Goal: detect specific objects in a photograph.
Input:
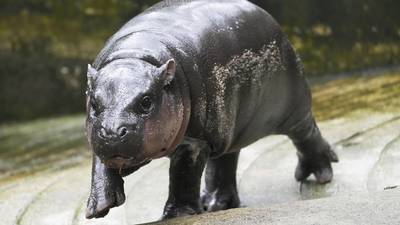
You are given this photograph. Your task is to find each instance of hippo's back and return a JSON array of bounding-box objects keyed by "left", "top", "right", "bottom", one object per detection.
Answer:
[{"left": 94, "top": 0, "right": 280, "bottom": 67}]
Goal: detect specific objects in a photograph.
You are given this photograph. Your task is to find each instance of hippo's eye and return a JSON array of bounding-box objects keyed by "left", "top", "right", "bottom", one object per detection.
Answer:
[
  {"left": 90, "top": 98, "right": 97, "bottom": 110},
  {"left": 89, "top": 98, "right": 102, "bottom": 115},
  {"left": 139, "top": 96, "right": 153, "bottom": 114}
]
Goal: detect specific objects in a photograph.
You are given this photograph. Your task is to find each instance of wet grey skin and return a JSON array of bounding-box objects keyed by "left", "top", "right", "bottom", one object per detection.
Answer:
[{"left": 85, "top": 0, "right": 339, "bottom": 220}]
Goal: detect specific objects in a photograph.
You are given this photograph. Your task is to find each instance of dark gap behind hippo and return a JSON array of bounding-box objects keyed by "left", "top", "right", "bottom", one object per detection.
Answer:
[{"left": 85, "top": 0, "right": 338, "bottom": 220}]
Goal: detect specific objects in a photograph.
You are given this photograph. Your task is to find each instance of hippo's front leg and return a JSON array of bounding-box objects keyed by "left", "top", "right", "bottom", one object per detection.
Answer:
[
  {"left": 86, "top": 154, "right": 125, "bottom": 219},
  {"left": 162, "top": 138, "right": 210, "bottom": 219},
  {"left": 201, "top": 151, "right": 241, "bottom": 212}
]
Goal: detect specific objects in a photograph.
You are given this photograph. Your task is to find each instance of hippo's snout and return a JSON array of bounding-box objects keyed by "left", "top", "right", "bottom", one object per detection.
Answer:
[
  {"left": 91, "top": 118, "right": 145, "bottom": 166},
  {"left": 98, "top": 125, "right": 129, "bottom": 143}
]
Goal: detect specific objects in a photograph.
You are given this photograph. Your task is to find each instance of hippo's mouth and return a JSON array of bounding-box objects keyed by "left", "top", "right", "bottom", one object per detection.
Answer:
[{"left": 104, "top": 156, "right": 151, "bottom": 170}]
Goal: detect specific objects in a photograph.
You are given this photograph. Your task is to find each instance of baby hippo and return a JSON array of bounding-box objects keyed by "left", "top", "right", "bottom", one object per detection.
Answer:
[{"left": 85, "top": 0, "right": 338, "bottom": 220}]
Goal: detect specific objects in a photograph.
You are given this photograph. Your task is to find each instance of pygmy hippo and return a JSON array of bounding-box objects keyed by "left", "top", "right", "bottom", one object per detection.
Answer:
[{"left": 85, "top": 0, "right": 338, "bottom": 220}]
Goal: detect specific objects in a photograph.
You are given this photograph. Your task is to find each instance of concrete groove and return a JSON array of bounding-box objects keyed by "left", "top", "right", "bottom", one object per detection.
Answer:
[
  {"left": 1, "top": 121, "right": 84, "bottom": 158},
  {"left": 367, "top": 133, "right": 400, "bottom": 192},
  {"left": 334, "top": 115, "right": 400, "bottom": 146},
  {"left": 237, "top": 137, "right": 289, "bottom": 182},
  {"left": 122, "top": 161, "right": 170, "bottom": 225},
  {"left": 124, "top": 159, "right": 170, "bottom": 224},
  {"left": 72, "top": 195, "right": 88, "bottom": 225},
  {"left": 14, "top": 165, "right": 91, "bottom": 225},
  {"left": 15, "top": 173, "right": 67, "bottom": 225}
]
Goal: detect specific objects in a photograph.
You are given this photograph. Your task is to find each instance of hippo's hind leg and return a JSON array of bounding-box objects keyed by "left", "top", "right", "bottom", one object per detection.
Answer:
[
  {"left": 201, "top": 151, "right": 240, "bottom": 212},
  {"left": 286, "top": 113, "right": 339, "bottom": 184},
  {"left": 162, "top": 138, "right": 210, "bottom": 219}
]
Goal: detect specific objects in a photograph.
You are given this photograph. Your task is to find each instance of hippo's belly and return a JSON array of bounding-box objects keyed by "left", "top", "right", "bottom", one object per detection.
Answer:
[{"left": 199, "top": 39, "right": 294, "bottom": 155}]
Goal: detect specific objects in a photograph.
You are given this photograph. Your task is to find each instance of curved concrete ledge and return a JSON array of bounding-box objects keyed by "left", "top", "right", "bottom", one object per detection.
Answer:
[{"left": 151, "top": 188, "right": 400, "bottom": 225}]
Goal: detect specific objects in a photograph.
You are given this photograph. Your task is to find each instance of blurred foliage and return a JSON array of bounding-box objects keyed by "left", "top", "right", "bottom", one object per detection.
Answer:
[
  {"left": 0, "top": 0, "right": 399, "bottom": 122},
  {"left": 0, "top": 114, "right": 87, "bottom": 179},
  {"left": 253, "top": 0, "right": 400, "bottom": 75}
]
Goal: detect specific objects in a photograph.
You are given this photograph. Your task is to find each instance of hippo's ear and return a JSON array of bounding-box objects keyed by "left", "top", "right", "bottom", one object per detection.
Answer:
[
  {"left": 159, "top": 59, "right": 176, "bottom": 86},
  {"left": 87, "top": 64, "right": 97, "bottom": 89}
]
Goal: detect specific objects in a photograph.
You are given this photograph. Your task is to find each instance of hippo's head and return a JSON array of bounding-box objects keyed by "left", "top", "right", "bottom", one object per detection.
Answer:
[{"left": 85, "top": 59, "right": 187, "bottom": 170}]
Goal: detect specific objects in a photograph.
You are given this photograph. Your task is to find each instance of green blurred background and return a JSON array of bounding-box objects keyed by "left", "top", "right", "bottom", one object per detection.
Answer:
[{"left": 1, "top": 0, "right": 399, "bottom": 122}]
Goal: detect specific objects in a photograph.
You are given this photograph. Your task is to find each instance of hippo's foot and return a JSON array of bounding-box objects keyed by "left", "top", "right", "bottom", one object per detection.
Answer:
[
  {"left": 162, "top": 201, "right": 203, "bottom": 220},
  {"left": 85, "top": 178, "right": 125, "bottom": 219},
  {"left": 201, "top": 186, "right": 240, "bottom": 212},
  {"left": 295, "top": 148, "right": 339, "bottom": 184}
]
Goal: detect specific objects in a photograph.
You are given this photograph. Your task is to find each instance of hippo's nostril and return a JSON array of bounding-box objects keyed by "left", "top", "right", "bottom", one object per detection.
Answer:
[
  {"left": 99, "top": 127, "right": 107, "bottom": 139},
  {"left": 118, "top": 127, "right": 128, "bottom": 138}
]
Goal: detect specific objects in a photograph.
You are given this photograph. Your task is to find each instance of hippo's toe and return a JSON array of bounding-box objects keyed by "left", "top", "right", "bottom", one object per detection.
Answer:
[
  {"left": 295, "top": 149, "right": 339, "bottom": 184},
  {"left": 201, "top": 186, "right": 240, "bottom": 212},
  {"left": 162, "top": 201, "right": 203, "bottom": 220}
]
